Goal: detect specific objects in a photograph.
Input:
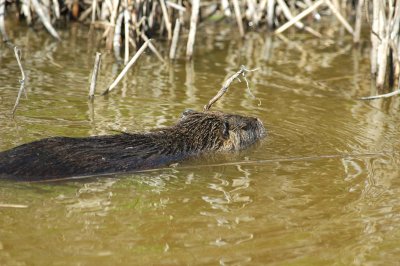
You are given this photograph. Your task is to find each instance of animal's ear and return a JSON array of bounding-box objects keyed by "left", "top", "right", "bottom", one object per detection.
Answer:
[{"left": 221, "top": 121, "right": 230, "bottom": 139}]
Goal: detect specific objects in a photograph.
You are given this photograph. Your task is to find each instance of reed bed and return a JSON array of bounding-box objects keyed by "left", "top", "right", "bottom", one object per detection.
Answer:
[{"left": 0, "top": 1, "right": 399, "bottom": 93}]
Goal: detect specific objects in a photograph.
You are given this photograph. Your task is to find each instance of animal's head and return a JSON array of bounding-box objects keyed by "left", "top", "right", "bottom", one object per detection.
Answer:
[{"left": 178, "top": 109, "right": 266, "bottom": 151}]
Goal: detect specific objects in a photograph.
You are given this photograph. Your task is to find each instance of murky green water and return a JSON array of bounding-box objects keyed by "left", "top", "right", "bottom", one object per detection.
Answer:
[{"left": 1, "top": 23, "right": 400, "bottom": 265}]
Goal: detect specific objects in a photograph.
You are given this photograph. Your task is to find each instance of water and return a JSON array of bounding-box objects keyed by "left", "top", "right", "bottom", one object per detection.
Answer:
[{"left": 1, "top": 23, "right": 400, "bottom": 265}]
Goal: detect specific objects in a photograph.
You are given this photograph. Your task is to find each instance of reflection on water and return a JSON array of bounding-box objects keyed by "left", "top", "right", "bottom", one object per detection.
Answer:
[{"left": 1, "top": 23, "right": 400, "bottom": 265}]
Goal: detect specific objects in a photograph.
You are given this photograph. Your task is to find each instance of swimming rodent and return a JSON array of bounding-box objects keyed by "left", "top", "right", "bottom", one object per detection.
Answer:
[{"left": 0, "top": 110, "right": 266, "bottom": 181}]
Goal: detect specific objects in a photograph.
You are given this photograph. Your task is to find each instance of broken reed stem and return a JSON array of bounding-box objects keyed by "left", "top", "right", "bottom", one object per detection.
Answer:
[
  {"left": 275, "top": 0, "right": 324, "bottom": 35},
  {"left": 159, "top": 0, "right": 172, "bottom": 40},
  {"left": 169, "top": 18, "right": 180, "bottom": 59},
  {"left": 324, "top": 0, "right": 354, "bottom": 35},
  {"left": 186, "top": 0, "right": 200, "bottom": 60},
  {"left": 12, "top": 46, "right": 26, "bottom": 118},
  {"left": 276, "top": 0, "right": 322, "bottom": 38},
  {"left": 232, "top": 0, "right": 244, "bottom": 37},
  {"left": 102, "top": 39, "right": 150, "bottom": 95},
  {"left": 0, "top": 0, "right": 8, "bottom": 41},
  {"left": 30, "top": 0, "right": 61, "bottom": 40},
  {"left": 140, "top": 33, "right": 165, "bottom": 63},
  {"left": 204, "top": 65, "right": 258, "bottom": 111},
  {"left": 89, "top": 52, "right": 102, "bottom": 99}
]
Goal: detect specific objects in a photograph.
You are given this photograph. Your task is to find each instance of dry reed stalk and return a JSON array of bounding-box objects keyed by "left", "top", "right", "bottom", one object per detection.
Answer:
[
  {"left": 31, "top": 0, "right": 60, "bottom": 40},
  {"left": 89, "top": 52, "right": 102, "bottom": 99},
  {"left": 52, "top": 0, "right": 60, "bottom": 19},
  {"left": 169, "top": 18, "right": 180, "bottom": 59},
  {"left": 353, "top": 0, "right": 364, "bottom": 43},
  {"left": 102, "top": 39, "right": 150, "bottom": 95},
  {"left": 0, "top": 0, "right": 8, "bottom": 41},
  {"left": 21, "top": 0, "right": 32, "bottom": 25},
  {"left": 113, "top": 12, "right": 124, "bottom": 60},
  {"left": 221, "top": 0, "right": 231, "bottom": 17},
  {"left": 79, "top": 6, "right": 93, "bottom": 22},
  {"left": 186, "top": 0, "right": 200, "bottom": 60},
  {"left": 92, "top": 0, "right": 97, "bottom": 22},
  {"left": 267, "top": 0, "right": 275, "bottom": 28},
  {"left": 166, "top": 1, "right": 186, "bottom": 12},
  {"left": 123, "top": 0, "right": 130, "bottom": 65},
  {"left": 370, "top": 0, "right": 380, "bottom": 76},
  {"left": 11, "top": 47, "right": 26, "bottom": 118},
  {"left": 324, "top": 0, "right": 354, "bottom": 35},
  {"left": 275, "top": 0, "right": 324, "bottom": 35},
  {"left": 106, "top": 0, "right": 120, "bottom": 50},
  {"left": 254, "top": 0, "right": 267, "bottom": 25},
  {"left": 159, "top": 0, "right": 172, "bottom": 40},
  {"left": 376, "top": 2, "right": 390, "bottom": 89},
  {"left": 232, "top": 0, "right": 245, "bottom": 37},
  {"left": 276, "top": 0, "right": 322, "bottom": 38},
  {"left": 140, "top": 32, "right": 165, "bottom": 63}
]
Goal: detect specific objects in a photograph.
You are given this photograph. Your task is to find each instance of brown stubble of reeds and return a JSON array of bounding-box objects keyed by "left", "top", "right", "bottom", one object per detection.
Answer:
[{"left": 1, "top": 1, "right": 400, "bottom": 97}]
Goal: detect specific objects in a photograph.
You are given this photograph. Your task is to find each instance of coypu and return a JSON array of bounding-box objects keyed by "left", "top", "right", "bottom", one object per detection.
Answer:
[{"left": 0, "top": 110, "right": 266, "bottom": 181}]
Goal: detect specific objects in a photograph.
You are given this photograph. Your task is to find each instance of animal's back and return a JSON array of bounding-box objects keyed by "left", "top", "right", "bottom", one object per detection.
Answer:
[{"left": 0, "top": 134, "right": 180, "bottom": 181}]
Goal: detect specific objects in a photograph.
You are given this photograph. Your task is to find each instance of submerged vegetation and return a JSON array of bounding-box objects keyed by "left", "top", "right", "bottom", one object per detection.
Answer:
[{"left": 0, "top": 1, "right": 399, "bottom": 95}]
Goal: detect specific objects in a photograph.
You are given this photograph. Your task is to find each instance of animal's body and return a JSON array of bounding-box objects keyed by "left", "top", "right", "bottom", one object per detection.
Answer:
[{"left": 0, "top": 110, "right": 266, "bottom": 181}]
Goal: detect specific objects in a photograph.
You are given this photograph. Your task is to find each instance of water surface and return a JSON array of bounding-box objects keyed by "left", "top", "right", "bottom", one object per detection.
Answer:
[{"left": 1, "top": 23, "right": 400, "bottom": 265}]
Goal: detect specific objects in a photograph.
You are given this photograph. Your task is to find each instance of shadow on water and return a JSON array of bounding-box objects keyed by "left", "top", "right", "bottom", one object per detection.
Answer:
[{"left": 1, "top": 22, "right": 400, "bottom": 265}]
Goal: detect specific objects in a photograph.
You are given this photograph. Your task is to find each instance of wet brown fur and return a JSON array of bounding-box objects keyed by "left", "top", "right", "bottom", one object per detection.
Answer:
[{"left": 0, "top": 110, "right": 266, "bottom": 181}]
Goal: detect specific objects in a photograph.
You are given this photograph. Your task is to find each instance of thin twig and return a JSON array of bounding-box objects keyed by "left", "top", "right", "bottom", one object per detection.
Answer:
[
  {"left": 102, "top": 39, "right": 150, "bottom": 95},
  {"left": 204, "top": 65, "right": 259, "bottom": 111},
  {"left": 12, "top": 46, "right": 26, "bottom": 118},
  {"left": 89, "top": 52, "right": 102, "bottom": 99}
]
